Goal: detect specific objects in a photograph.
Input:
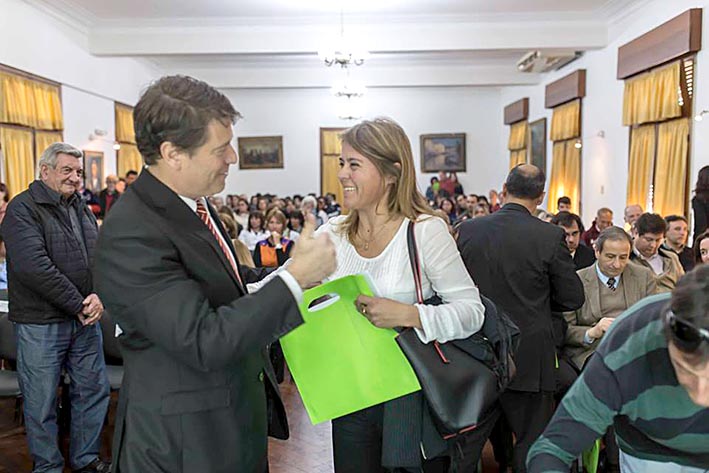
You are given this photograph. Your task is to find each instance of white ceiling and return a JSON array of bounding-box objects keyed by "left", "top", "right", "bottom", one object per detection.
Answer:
[{"left": 27, "top": 0, "right": 647, "bottom": 88}]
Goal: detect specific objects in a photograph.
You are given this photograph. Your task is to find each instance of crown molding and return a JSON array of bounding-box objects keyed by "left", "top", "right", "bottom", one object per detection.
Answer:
[{"left": 22, "top": 0, "right": 97, "bottom": 34}]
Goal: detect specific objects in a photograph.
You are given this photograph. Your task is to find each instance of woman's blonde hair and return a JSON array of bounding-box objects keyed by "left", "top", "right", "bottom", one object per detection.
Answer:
[
  {"left": 265, "top": 208, "right": 287, "bottom": 230},
  {"left": 338, "top": 117, "right": 434, "bottom": 243}
]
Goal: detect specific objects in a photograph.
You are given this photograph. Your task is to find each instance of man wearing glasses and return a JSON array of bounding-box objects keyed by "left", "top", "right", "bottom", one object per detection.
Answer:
[{"left": 528, "top": 265, "right": 709, "bottom": 473}]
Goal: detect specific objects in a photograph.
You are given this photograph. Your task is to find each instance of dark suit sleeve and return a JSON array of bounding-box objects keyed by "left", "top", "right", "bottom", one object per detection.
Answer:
[
  {"left": 693, "top": 197, "right": 708, "bottom": 237},
  {"left": 549, "top": 232, "right": 585, "bottom": 313},
  {"left": 94, "top": 220, "right": 303, "bottom": 372},
  {"left": 2, "top": 201, "right": 85, "bottom": 316}
]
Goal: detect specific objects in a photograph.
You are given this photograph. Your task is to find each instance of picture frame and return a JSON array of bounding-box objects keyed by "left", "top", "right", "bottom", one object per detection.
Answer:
[
  {"left": 420, "top": 133, "right": 466, "bottom": 173},
  {"left": 83, "top": 150, "right": 104, "bottom": 193},
  {"left": 529, "top": 118, "right": 547, "bottom": 173},
  {"left": 238, "top": 136, "right": 284, "bottom": 169}
]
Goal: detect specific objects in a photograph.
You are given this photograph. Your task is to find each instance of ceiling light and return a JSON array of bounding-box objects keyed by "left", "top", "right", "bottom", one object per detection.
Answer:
[{"left": 318, "top": 7, "right": 369, "bottom": 68}]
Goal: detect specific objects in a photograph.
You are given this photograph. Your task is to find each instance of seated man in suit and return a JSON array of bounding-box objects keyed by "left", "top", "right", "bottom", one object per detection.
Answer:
[
  {"left": 630, "top": 213, "right": 684, "bottom": 293},
  {"left": 562, "top": 226, "right": 656, "bottom": 472},
  {"left": 551, "top": 211, "right": 596, "bottom": 271}
]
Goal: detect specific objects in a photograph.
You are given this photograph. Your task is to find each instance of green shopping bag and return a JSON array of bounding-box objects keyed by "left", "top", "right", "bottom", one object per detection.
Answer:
[
  {"left": 581, "top": 438, "right": 601, "bottom": 473},
  {"left": 280, "top": 274, "right": 421, "bottom": 424}
]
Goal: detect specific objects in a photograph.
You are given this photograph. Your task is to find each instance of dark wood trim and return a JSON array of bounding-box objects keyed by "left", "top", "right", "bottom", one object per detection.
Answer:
[
  {"left": 617, "top": 8, "right": 702, "bottom": 79},
  {"left": 504, "top": 98, "right": 529, "bottom": 125},
  {"left": 319, "top": 127, "right": 346, "bottom": 196},
  {"left": 0, "top": 63, "right": 61, "bottom": 88},
  {"left": 545, "top": 70, "right": 586, "bottom": 109}
]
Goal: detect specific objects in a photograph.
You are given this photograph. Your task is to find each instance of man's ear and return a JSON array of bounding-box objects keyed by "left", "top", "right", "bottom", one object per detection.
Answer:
[
  {"left": 537, "top": 191, "right": 546, "bottom": 206},
  {"left": 159, "top": 142, "right": 184, "bottom": 170}
]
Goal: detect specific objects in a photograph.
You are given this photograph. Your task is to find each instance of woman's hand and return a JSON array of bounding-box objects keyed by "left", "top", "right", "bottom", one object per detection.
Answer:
[{"left": 355, "top": 295, "right": 422, "bottom": 329}]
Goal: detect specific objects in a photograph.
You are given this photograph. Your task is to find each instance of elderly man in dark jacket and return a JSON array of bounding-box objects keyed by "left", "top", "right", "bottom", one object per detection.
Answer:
[{"left": 0, "top": 143, "right": 110, "bottom": 473}]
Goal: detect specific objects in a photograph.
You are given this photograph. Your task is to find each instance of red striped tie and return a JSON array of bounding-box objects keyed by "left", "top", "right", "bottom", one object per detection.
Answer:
[{"left": 195, "top": 199, "right": 243, "bottom": 287}]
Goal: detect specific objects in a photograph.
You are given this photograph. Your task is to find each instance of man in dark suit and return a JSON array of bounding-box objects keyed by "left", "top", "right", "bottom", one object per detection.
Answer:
[
  {"left": 97, "top": 174, "right": 120, "bottom": 218},
  {"left": 93, "top": 76, "right": 336, "bottom": 473},
  {"left": 457, "top": 164, "right": 584, "bottom": 473},
  {"left": 551, "top": 211, "right": 596, "bottom": 270}
]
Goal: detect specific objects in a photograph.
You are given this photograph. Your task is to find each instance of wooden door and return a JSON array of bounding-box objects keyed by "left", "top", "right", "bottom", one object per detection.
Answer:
[{"left": 320, "top": 128, "right": 346, "bottom": 211}]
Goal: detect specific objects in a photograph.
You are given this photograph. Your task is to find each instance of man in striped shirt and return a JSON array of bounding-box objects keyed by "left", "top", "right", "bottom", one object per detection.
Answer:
[{"left": 528, "top": 265, "right": 709, "bottom": 473}]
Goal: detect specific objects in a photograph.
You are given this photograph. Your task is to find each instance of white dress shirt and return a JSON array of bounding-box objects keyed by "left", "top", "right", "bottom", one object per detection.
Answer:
[{"left": 316, "top": 215, "right": 485, "bottom": 343}]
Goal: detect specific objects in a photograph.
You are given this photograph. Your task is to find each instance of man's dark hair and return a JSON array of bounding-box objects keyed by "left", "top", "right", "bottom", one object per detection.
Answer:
[
  {"left": 664, "top": 215, "right": 688, "bottom": 226},
  {"left": 505, "top": 164, "right": 545, "bottom": 200},
  {"left": 134, "top": 75, "right": 240, "bottom": 166},
  {"left": 597, "top": 207, "right": 613, "bottom": 217},
  {"left": 557, "top": 196, "right": 571, "bottom": 207},
  {"left": 551, "top": 211, "right": 585, "bottom": 234},
  {"left": 635, "top": 213, "right": 667, "bottom": 236},
  {"left": 669, "top": 265, "right": 709, "bottom": 334},
  {"left": 595, "top": 226, "right": 633, "bottom": 252},
  {"left": 126, "top": 170, "right": 138, "bottom": 178}
]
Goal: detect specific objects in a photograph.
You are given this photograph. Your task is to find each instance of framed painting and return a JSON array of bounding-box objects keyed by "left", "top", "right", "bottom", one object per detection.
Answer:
[
  {"left": 529, "top": 118, "right": 547, "bottom": 173},
  {"left": 238, "top": 136, "right": 284, "bottom": 169},
  {"left": 420, "top": 133, "right": 466, "bottom": 173},
  {"left": 83, "top": 150, "right": 104, "bottom": 193}
]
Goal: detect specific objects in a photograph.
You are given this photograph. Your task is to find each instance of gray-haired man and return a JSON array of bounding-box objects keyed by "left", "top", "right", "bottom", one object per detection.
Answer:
[{"left": 0, "top": 143, "right": 110, "bottom": 473}]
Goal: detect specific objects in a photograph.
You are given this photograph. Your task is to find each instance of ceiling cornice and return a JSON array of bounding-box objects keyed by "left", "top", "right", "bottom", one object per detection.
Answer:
[{"left": 22, "top": 0, "right": 97, "bottom": 34}]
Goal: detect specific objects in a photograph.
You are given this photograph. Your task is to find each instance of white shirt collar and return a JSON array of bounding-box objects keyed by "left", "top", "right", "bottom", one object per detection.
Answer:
[
  {"left": 178, "top": 195, "right": 201, "bottom": 213},
  {"left": 595, "top": 263, "right": 621, "bottom": 289}
]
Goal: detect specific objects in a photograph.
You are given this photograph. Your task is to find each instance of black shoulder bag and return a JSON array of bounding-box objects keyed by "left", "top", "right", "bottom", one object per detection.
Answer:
[{"left": 395, "top": 220, "right": 513, "bottom": 439}]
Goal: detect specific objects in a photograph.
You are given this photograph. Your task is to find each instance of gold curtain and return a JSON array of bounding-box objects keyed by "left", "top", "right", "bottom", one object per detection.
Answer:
[
  {"left": 35, "top": 131, "right": 64, "bottom": 157},
  {"left": 508, "top": 121, "right": 527, "bottom": 150},
  {"left": 0, "top": 72, "right": 62, "bottom": 130},
  {"left": 626, "top": 124, "right": 656, "bottom": 210},
  {"left": 550, "top": 99, "right": 580, "bottom": 141},
  {"left": 509, "top": 149, "right": 527, "bottom": 170},
  {"left": 321, "top": 129, "right": 343, "bottom": 155},
  {"left": 653, "top": 118, "right": 689, "bottom": 217},
  {"left": 117, "top": 144, "right": 143, "bottom": 178},
  {"left": 115, "top": 104, "right": 136, "bottom": 144},
  {"left": 0, "top": 127, "right": 35, "bottom": 196},
  {"left": 622, "top": 61, "right": 682, "bottom": 126},
  {"left": 547, "top": 141, "right": 581, "bottom": 213}
]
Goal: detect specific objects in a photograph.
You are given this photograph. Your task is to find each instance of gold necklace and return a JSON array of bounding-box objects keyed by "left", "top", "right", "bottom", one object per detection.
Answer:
[{"left": 359, "top": 218, "right": 398, "bottom": 251}]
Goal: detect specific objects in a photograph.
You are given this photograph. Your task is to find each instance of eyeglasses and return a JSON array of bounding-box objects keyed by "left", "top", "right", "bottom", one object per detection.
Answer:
[{"left": 665, "top": 310, "right": 709, "bottom": 354}]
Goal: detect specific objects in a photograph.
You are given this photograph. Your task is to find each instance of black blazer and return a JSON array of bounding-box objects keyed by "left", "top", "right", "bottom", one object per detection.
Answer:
[
  {"left": 573, "top": 244, "right": 596, "bottom": 271},
  {"left": 457, "top": 203, "right": 584, "bottom": 392},
  {"left": 93, "top": 170, "right": 303, "bottom": 473}
]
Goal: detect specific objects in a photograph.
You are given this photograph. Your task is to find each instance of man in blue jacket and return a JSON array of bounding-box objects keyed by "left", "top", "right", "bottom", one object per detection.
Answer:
[{"left": 1, "top": 142, "right": 110, "bottom": 473}]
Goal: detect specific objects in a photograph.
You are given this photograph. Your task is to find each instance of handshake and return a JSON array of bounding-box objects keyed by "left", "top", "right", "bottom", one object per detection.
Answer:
[{"left": 287, "top": 214, "right": 337, "bottom": 289}]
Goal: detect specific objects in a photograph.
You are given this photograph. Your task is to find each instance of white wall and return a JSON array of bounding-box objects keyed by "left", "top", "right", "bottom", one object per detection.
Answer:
[
  {"left": 500, "top": 0, "right": 709, "bottom": 229},
  {"left": 0, "top": 0, "right": 158, "bottom": 106},
  {"left": 221, "top": 87, "right": 506, "bottom": 198},
  {"left": 61, "top": 85, "right": 117, "bottom": 176},
  {"left": 0, "top": 0, "right": 159, "bottom": 180}
]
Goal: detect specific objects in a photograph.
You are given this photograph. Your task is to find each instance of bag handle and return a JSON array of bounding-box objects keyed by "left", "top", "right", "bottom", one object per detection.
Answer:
[{"left": 406, "top": 220, "right": 449, "bottom": 364}]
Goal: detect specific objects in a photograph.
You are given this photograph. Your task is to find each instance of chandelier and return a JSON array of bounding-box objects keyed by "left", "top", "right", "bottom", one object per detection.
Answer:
[{"left": 318, "top": 8, "right": 369, "bottom": 68}]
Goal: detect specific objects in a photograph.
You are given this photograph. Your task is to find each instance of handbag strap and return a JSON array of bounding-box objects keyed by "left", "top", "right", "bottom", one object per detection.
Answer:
[
  {"left": 406, "top": 220, "right": 424, "bottom": 305},
  {"left": 406, "top": 220, "right": 449, "bottom": 364}
]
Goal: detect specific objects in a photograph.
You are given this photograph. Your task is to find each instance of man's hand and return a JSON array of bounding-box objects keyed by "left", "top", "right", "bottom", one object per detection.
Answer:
[
  {"left": 355, "top": 295, "right": 422, "bottom": 329},
  {"left": 79, "top": 293, "right": 104, "bottom": 326},
  {"left": 588, "top": 317, "right": 614, "bottom": 339},
  {"left": 288, "top": 214, "right": 336, "bottom": 289}
]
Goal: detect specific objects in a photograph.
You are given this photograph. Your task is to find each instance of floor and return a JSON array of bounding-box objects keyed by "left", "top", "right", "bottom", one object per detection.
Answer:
[{"left": 0, "top": 380, "right": 498, "bottom": 472}]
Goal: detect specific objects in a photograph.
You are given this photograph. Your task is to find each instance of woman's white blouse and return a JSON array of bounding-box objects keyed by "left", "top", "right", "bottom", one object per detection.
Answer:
[
  {"left": 238, "top": 229, "right": 270, "bottom": 251},
  {"left": 316, "top": 215, "right": 485, "bottom": 343}
]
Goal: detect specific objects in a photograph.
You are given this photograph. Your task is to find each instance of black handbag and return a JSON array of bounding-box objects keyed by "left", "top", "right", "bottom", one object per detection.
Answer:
[{"left": 395, "top": 221, "right": 505, "bottom": 439}]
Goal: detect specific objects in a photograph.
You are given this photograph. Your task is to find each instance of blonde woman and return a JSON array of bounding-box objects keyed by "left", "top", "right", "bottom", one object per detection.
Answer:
[{"left": 316, "top": 117, "right": 485, "bottom": 472}]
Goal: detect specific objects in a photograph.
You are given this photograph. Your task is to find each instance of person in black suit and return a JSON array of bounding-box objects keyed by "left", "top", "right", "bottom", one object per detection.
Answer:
[
  {"left": 457, "top": 164, "right": 584, "bottom": 473},
  {"left": 93, "top": 76, "right": 336, "bottom": 473},
  {"left": 691, "top": 165, "right": 708, "bottom": 238},
  {"left": 551, "top": 211, "right": 596, "bottom": 270}
]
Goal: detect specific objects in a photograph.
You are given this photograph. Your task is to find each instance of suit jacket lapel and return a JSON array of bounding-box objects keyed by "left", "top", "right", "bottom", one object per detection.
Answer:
[
  {"left": 205, "top": 201, "right": 247, "bottom": 294},
  {"left": 131, "top": 170, "right": 245, "bottom": 294},
  {"left": 585, "top": 268, "right": 602, "bottom": 322}
]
